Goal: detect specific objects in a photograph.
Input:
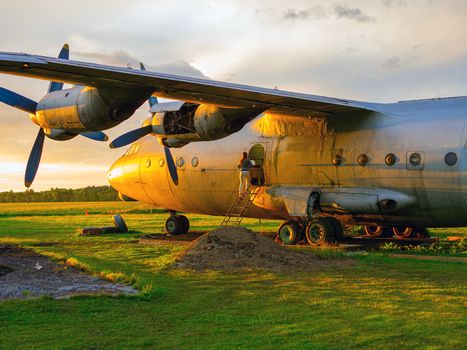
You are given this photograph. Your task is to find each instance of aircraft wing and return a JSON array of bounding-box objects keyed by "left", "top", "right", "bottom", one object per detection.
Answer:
[{"left": 0, "top": 51, "right": 380, "bottom": 116}]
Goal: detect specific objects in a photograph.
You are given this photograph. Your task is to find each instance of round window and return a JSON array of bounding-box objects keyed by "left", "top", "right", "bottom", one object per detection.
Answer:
[
  {"left": 409, "top": 153, "right": 421, "bottom": 167},
  {"left": 445, "top": 152, "right": 458, "bottom": 166},
  {"left": 385, "top": 153, "right": 397, "bottom": 166},
  {"left": 159, "top": 158, "right": 165, "bottom": 167},
  {"left": 145, "top": 159, "right": 152, "bottom": 168},
  {"left": 191, "top": 157, "right": 199, "bottom": 167},
  {"left": 358, "top": 154, "right": 368, "bottom": 166},
  {"left": 332, "top": 154, "right": 342, "bottom": 166},
  {"left": 177, "top": 157, "right": 185, "bottom": 168}
]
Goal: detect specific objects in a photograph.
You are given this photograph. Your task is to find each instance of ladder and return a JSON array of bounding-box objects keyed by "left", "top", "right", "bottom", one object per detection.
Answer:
[{"left": 220, "top": 186, "right": 261, "bottom": 226}]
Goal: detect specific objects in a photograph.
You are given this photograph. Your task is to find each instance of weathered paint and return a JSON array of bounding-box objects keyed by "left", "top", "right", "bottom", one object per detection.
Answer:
[{"left": 108, "top": 97, "right": 467, "bottom": 228}]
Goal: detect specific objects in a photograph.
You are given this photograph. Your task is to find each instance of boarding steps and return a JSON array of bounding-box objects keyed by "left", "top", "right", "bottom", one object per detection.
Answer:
[{"left": 220, "top": 186, "right": 261, "bottom": 226}]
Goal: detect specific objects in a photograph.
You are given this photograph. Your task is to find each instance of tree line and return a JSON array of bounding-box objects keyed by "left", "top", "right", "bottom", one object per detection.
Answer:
[{"left": 0, "top": 186, "right": 119, "bottom": 202}]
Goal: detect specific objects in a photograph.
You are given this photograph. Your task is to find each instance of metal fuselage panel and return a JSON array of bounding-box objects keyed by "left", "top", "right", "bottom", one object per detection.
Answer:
[{"left": 108, "top": 101, "right": 467, "bottom": 227}]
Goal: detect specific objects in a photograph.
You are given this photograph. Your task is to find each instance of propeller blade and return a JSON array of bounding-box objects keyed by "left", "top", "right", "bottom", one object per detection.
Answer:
[
  {"left": 164, "top": 146, "right": 179, "bottom": 185},
  {"left": 48, "top": 44, "right": 70, "bottom": 93},
  {"left": 0, "top": 87, "right": 37, "bottom": 113},
  {"left": 140, "top": 63, "right": 158, "bottom": 107},
  {"left": 24, "top": 128, "right": 45, "bottom": 188},
  {"left": 80, "top": 131, "right": 109, "bottom": 142},
  {"left": 109, "top": 125, "right": 153, "bottom": 148}
]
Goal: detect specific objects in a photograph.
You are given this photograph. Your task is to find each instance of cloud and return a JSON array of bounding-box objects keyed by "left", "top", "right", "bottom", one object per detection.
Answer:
[
  {"left": 382, "top": 0, "right": 435, "bottom": 8},
  {"left": 382, "top": 57, "right": 403, "bottom": 70},
  {"left": 263, "top": 5, "right": 374, "bottom": 23},
  {"left": 382, "top": 0, "right": 408, "bottom": 7},
  {"left": 75, "top": 50, "right": 209, "bottom": 78},
  {"left": 334, "top": 5, "right": 376, "bottom": 23},
  {"left": 282, "top": 9, "right": 310, "bottom": 20}
]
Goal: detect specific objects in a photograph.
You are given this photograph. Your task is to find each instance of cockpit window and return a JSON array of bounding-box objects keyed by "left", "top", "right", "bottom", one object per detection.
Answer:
[{"left": 124, "top": 144, "right": 140, "bottom": 156}]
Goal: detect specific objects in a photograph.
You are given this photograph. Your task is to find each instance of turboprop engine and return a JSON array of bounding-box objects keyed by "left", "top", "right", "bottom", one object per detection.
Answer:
[
  {"left": 0, "top": 44, "right": 153, "bottom": 187},
  {"left": 33, "top": 85, "right": 151, "bottom": 135},
  {"left": 110, "top": 100, "right": 263, "bottom": 148}
]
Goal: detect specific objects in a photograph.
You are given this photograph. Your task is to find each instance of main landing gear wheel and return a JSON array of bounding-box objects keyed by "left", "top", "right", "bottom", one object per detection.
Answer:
[
  {"left": 414, "top": 228, "right": 430, "bottom": 238},
  {"left": 306, "top": 218, "right": 336, "bottom": 246},
  {"left": 364, "top": 225, "right": 393, "bottom": 238},
  {"left": 392, "top": 227, "right": 413, "bottom": 239},
  {"left": 165, "top": 215, "right": 190, "bottom": 235},
  {"left": 364, "top": 225, "right": 384, "bottom": 237},
  {"left": 278, "top": 220, "right": 303, "bottom": 245},
  {"left": 326, "top": 217, "right": 344, "bottom": 242}
]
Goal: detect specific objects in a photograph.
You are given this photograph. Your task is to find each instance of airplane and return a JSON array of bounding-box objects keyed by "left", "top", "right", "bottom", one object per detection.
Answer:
[{"left": 1, "top": 44, "right": 466, "bottom": 245}]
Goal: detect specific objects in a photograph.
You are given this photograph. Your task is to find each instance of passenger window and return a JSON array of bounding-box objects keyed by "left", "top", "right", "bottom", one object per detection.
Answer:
[{"left": 406, "top": 151, "right": 424, "bottom": 170}]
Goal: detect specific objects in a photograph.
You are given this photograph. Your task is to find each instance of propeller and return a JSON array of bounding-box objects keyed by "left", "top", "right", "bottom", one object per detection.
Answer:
[
  {"left": 24, "top": 128, "right": 45, "bottom": 187},
  {"left": 81, "top": 131, "right": 109, "bottom": 142},
  {"left": 0, "top": 87, "right": 37, "bottom": 113},
  {"left": 109, "top": 124, "right": 152, "bottom": 148},
  {"left": 109, "top": 63, "right": 179, "bottom": 185},
  {"left": 0, "top": 44, "right": 108, "bottom": 188}
]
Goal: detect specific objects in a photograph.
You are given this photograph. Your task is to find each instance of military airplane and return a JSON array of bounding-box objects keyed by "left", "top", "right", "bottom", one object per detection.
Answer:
[{"left": 1, "top": 45, "right": 466, "bottom": 245}]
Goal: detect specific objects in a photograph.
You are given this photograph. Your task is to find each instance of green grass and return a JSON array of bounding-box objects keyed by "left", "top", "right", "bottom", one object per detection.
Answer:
[{"left": 0, "top": 202, "right": 466, "bottom": 349}]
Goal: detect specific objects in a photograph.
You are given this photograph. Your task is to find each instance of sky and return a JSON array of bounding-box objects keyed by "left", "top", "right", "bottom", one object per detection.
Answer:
[{"left": 1, "top": 0, "right": 467, "bottom": 191}]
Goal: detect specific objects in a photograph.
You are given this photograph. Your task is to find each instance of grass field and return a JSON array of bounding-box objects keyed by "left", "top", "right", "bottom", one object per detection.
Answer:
[{"left": 0, "top": 202, "right": 466, "bottom": 349}]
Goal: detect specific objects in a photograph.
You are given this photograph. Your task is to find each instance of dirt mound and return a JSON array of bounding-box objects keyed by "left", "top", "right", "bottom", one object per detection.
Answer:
[{"left": 174, "top": 227, "right": 335, "bottom": 272}]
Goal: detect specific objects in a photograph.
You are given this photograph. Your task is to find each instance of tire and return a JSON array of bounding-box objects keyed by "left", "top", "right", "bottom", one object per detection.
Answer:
[
  {"left": 364, "top": 225, "right": 384, "bottom": 237},
  {"left": 414, "top": 228, "right": 430, "bottom": 238},
  {"left": 112, "top": 214, "right": 128, "bottom": 233},
  {"left": 306, "top": 218, "right": 336, "bottom": 246},
  {"left": 178, "top": 215, "right": 190, "bottom": 234},
  {"left": 392, "top": 226, "right": 413, "bottom": 239},
  {"left": 165, "top": 216, "right": 183, "bottom": 235},
  {"left": 278, "top": 220, "right": 302, "bottom": 245},
  {"left": 327, "top": 217, "right": 344, "bottom": 242}
]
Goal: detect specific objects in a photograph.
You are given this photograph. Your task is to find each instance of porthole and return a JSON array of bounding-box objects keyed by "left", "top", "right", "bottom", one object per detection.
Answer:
[
  {"left": 177, "top": 157, "right": 185, "bottom": 168},
  {"left": 332, "top": 154, "right": 342, "bottom": 166},
  {"left": 385, "top": 153, "right": 397, "bottom": 166},
  {"left": 358, "top": 154, "right": 368, "bottom": 166},
  {"left": 145, "top": 159, "right": 152, "bottom": 168},
  {"left": 445, "top": 152, "right": 458, "bottom": 166},
  {"left": 409, "top": 153, "right": 421, "bottom": 167},
  {"left": 191, "top": 157, "right": 199, "bottom": 167},
  {"left": 159, "top": 158, "right": 165, "bottom": 167}
]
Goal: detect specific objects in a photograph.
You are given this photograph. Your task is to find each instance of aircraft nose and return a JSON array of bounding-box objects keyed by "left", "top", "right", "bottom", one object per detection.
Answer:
[{"left": 107, "top": 158, "right": 125, "bottom": 189}]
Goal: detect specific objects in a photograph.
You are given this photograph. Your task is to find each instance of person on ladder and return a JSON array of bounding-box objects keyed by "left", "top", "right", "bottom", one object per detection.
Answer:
[{"left": 238, "top": 152, "right": 254, "bottom": 199}]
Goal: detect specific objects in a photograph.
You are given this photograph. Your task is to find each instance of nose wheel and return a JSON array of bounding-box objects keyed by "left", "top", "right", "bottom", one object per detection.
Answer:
[{"left": 165, "top": 214, "right": 190, "bottom": 235}]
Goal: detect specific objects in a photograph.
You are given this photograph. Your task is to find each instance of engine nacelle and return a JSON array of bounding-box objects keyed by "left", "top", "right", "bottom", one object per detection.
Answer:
[
  {"left": 43, "top": 128, "right": 77, "bottom": 141},
  {"left": 35, "top": 86, "right": 152, "bottom": 133},
  {"left": 150, "top": 102, "right": 262, "bottom": 145}
]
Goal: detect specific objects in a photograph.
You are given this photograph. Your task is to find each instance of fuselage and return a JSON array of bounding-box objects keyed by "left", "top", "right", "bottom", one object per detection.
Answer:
[{"left": 107, "top": 96, "right": 467, "bottom": 228}]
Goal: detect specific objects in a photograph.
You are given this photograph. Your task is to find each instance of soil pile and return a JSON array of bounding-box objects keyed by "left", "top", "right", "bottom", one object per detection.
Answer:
[
  {"left": 175, "top": 226, "right": 333, "bottom": 272},
  {"left": 0, "top": 245, "right": 137, "bottom": 300}
]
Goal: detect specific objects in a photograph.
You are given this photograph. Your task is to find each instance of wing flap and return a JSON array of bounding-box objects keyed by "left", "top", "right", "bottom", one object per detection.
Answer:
[{"left": 0, "top": 52, "right": 379, "bottom": 115}]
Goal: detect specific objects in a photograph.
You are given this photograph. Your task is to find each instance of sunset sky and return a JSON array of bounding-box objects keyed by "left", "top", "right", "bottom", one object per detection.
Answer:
[{"left": 1, "top": 0, "right": 467, "bottom": 191}]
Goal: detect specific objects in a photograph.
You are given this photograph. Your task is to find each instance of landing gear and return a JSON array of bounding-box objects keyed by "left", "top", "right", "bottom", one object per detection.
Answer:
[
  {"left": 326, "top": 217, "right": 344, "bottom": 242},
  {"left": 165, "top": 214, "right": 190, "bottom": 235},
  {"left": 392, "top": 226, "right": 413, "bottom": 239},
  {"left": 364, "top": 225, "right": 392, "bottom": 238},
  {"left": 364, "top": 225, "right": 384, "bottom": 237},
  {"left": 305, "top": 218, "right": 338, "bottom": 246},
  {"left": 277, "top": 220, "right": 304, "bottom": 245},
  {"left": 277, "top": 217, "right": 343, "bottom": 246},
  {"left": 364, "top": 225, "right": 430, "bottom": 239},
  {"left": 414, "top": 228, "right": 430, "bottom": 238}
]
